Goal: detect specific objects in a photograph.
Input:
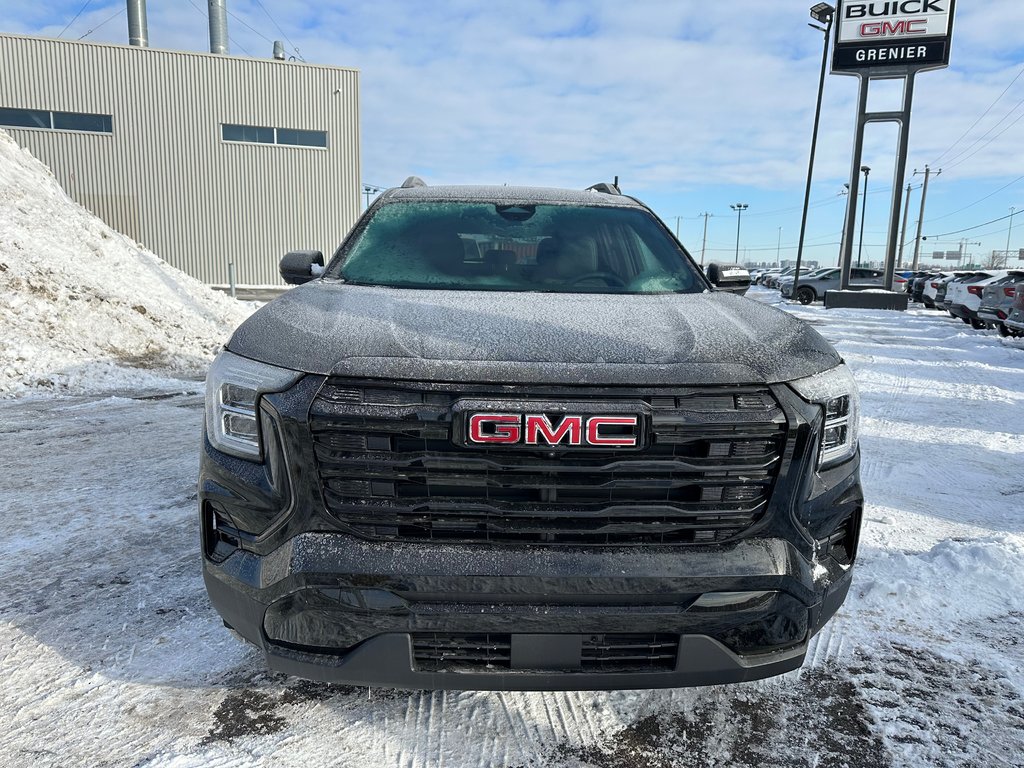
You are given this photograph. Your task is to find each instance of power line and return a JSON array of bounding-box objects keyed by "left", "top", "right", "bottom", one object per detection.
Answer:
[
  {"left": 78, "top": 7, "right": 125, "bottom": 40},
  {"left": 938, "top": 94, "right": 1024, "bottom": 171},
  {"left": 58, "top": 0, "right": 94, "bottom": 38},
  {"left": 931, "top": 63, "right": 1024, "bottom": 166},
  {"left": 224, "top": 6, "right": 274, "bottom": 44},
  {"left": 741, "top": 192, "right": 842, "bottom": 219},
  {"left": 926, "top": 174, "right": 1024, "bottom": 222},
  {"left": 252, "top": 0, "right": 305, "bottom": 61},
  {"left": 925, "top": 210, "right": 1019, "bottom": 239}
]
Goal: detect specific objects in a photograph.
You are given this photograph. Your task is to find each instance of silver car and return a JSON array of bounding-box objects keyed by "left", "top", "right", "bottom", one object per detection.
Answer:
[
  {"left": 780, "top": 267, "right": 885, "bottom": 305},
  {"left": 1004, "top": 281, "right": 1024, "bottom": 337},
  {"left": 978, "top": 271, "right": 1024, "bottom": 336}
]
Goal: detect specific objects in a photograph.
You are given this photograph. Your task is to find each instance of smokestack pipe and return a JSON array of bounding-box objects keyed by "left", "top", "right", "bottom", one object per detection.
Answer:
[
  {"left": 127, "top": 0, "right": 149, "bottom": 47},
  {"left": 208, "top": 0, "right": 229, "bottom": 55}
]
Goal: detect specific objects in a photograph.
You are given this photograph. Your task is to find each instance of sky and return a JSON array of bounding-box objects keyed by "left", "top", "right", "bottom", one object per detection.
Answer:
[{"left": 3, "top": 0, "right": 1024, "bottom": 268}]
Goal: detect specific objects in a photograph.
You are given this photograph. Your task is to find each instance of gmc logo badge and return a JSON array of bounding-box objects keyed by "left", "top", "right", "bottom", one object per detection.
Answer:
[
  {"left": 860, "top": 19, "right": 927, "bottom": 36},
  {"left": 467, "top": 413, "right": 640, "bottom": 448}
]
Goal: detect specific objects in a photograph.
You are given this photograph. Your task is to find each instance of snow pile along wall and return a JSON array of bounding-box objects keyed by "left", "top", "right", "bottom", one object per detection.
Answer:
[{"left": 0, "top": 130, "right": 253, "bottom": 396}]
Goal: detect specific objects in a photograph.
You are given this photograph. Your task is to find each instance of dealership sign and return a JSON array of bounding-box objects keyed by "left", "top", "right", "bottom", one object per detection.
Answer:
[{"left": 833, "top": 0, "right": 955, "bottom": 73}]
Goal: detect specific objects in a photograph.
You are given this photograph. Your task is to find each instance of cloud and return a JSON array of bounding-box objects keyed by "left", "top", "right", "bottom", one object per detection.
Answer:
[{"left": 2, "top": 0, "right": 1023, "bottom": 260}]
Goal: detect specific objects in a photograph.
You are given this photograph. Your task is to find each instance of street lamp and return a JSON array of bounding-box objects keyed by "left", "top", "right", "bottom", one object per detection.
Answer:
[
  {"left": 809, "top": 2, "right": 835, "bottom": 23},
  {"left": 856, "top": 165, "right": 870, "bottom": 268},
  {"left": 792, "top": 2, "right": 835, "bottom": 302},
  {"left": 362, "top": 184, "right": 381, "bottom": 209},
  {"left": 730, "top": 203, "right": 749, "bottom": 262}
]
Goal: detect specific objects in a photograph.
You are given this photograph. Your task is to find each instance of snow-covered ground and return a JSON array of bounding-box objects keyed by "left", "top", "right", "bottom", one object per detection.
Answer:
[
  {"left": 1, "top": 285, "right": 1021, "bottom": 767},
  {"left": 1, "top": 132, "right": 1021, "bottom": 763}
]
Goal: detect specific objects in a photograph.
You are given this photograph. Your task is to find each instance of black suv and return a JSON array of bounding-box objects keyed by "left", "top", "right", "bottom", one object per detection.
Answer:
[{"left": 200, "top": 180, "right": 863, "bottom": 691}]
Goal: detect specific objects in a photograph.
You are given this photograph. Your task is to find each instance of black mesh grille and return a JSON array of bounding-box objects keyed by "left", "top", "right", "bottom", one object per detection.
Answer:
[
  {"left": 412, "top": 633, "right": 679, "bottom": 673},
  {"left": 413, "top": 633, "right": 512, "bottom": 671},
  {"left": 580, "top": 633, "right": 679, "bottom": 672},
  {"left": 310, "top": 381, "right": 787, "bottom": 546}
]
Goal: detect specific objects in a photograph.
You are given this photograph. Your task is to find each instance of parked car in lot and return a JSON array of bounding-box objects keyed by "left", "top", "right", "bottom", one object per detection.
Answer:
[
  {"left": 780, "top": 267, "right": 885, "bottom": 305},
  {"left": 947, "top": 271, "right": 1008, "bottom": 329},
  {"left": 909, "top": 272, "right": 938, "bottom": 302},
  {"left": 933, "top": 272, "right": 970, "bottom": 309},
  {"left": 756, "top": 267, "right": 783, "bottom": 286},
  {"left": 978, "top": 270, "right": 1024, "bottom": 336},
  {"left": 898, "top": 271, "right": 921, "bottom": 294},
  {"left": 1004, "top": 281, "right": 1024, "bottom": 336},
  {"left": 776, "top": 267, "right": 832, "bottom": 295},
  {"left": 763, "top": 267, "right": 795, "bottom": 289},
  {"left": 942, "top": 272, "right": 983, "bottom": 312},
  {"left": 923, "top": 272, "right": 963, "bottom": 308}
]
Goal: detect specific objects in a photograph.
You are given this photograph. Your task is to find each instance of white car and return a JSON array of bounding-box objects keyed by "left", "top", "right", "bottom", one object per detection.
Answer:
[
  {"left": 922, "top": 272, "right": 966, "bottom": 308},
  {"left": 946, "top": 271, "right": 1008, "bottom": 329}
]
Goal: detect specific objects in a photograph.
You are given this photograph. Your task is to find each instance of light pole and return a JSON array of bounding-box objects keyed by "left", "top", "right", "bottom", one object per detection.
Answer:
[
  {"left": 731, "top": 203, "right": 748, "bottom": 263},
  {"left": 362, "top": 184, "right": 380, "bottom": 209},
  {"left": 1006, "top": 207, "right": 1017, "bottom": 267},
  {"left": 777, "top": 227, "right": 783, "bottom": 267},
  {"left": 856, "top": 165, "right": 870, "bottom": 268},
  {"left": 839, "top": 184, "right": 850, "bottom": 266},
  {"left": 792, "top": 2, "right": 835, "bottom": 301}
]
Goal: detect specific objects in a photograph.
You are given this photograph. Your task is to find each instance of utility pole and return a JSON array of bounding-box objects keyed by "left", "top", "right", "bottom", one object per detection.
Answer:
[
  {"left": 776, "top": 227, "right": 783, "bottom": 267},
  {"left": 911, "top": 165, "right": 940, "bottom": 270},
  {"left": 675, "top": 216, "right": 683, "bottom": 242},
  {"left": 699, "top": 212, "right": 713, "bottom": 267},
  {"left": 959, "top": 239, "right": 981, "bottom": 267},
  {"left": 1005, "top": 207, "right": 1017, "bottom": 268},
  {"left": 897, "top": 183, "right": 913, "bottom": 269},
  {"left": 730, "top": 204, "right": 748, "bottom": 263}
]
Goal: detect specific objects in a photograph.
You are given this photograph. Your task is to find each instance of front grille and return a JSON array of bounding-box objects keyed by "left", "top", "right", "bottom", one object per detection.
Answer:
[
  {"left": 310, "top": 381, "right": 787, "bottom": 546},
  {"left": 413, "top": 633, "right": 511, "bottom": 671},
  {"left": 412, "top": 633, "right": 679, "bottom": 673}
]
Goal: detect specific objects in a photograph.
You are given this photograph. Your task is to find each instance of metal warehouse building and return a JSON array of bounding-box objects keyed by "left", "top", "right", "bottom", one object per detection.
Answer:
[{"left": 0, "top": 32, "right": 360, "bottom": 285}]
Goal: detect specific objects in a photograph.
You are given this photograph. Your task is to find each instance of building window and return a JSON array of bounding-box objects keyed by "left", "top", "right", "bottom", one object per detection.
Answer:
[
  {"left": 0, "top": 107, "right": 113, "bottom": 133},
  {"left": 222, "top": 123, "right": 328, "bottom": 148}
]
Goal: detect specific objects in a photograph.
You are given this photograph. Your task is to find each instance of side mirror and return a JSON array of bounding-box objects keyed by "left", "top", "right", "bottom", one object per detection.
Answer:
[{"left": 280, "top": 250, "right": 324, "bottom": 285}]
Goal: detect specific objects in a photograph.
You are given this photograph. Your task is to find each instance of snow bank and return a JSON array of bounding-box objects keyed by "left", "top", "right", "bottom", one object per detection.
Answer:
[{"left": 0, "top": 130, "right": 252, "bottom": 396}]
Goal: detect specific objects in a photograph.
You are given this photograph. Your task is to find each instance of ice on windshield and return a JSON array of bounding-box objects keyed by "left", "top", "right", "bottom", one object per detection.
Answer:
[{"left": 333, "top": 202, "right": 702, "bottom": 294}]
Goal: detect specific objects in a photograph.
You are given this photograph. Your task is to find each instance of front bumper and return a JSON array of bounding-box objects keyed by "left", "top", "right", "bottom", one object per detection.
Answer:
[
  {"left": 200, "top": 376, "right": 863, "bottom": 690},
  {"left": 203, "top": 531, "right": 855, "bottom": 690}
]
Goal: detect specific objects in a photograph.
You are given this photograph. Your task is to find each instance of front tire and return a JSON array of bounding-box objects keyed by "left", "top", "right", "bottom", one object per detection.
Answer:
[{"left": 796, "top": 286, "right": 815, "bottom": 305}]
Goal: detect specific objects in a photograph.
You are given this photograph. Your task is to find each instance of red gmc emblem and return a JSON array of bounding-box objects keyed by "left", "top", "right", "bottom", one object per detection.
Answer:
[{"left": 467, "top": 413, "right": 640, "bottom": 448}]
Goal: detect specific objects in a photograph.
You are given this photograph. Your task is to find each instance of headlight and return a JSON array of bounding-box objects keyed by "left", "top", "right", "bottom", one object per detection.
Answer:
[
  {"left": 790, "top": 364, "right": 860, "bottom": 468},
  {"left": 205, "top": 351, "right": 303, "bottom": 460}
]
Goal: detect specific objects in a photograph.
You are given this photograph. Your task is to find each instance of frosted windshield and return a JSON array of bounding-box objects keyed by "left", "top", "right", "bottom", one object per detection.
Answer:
[{"left": 332, "top": 202, "right": 703, "bottom": 294}]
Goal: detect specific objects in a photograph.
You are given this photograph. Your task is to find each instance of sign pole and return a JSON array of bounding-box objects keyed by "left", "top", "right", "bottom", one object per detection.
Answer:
[
  {"left": 830, "top": 0, "right": 955, "bottom": 300},
  {"left": 840, "top": 75, "right": 869, "bottom": 292},
  {"left": 882, "top": 73, "right": 916, "bottom": 289}
]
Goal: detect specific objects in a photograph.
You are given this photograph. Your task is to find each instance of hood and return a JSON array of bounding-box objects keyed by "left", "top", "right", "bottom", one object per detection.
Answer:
[{"left": 226, "top": 283, "right": 841, "bottom": 386}]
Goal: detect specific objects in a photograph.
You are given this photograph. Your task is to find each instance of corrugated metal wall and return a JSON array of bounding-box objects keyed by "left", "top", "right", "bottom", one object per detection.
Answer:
[{"left": 0, "top": 34, "right": 360, "bottom": 285}]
